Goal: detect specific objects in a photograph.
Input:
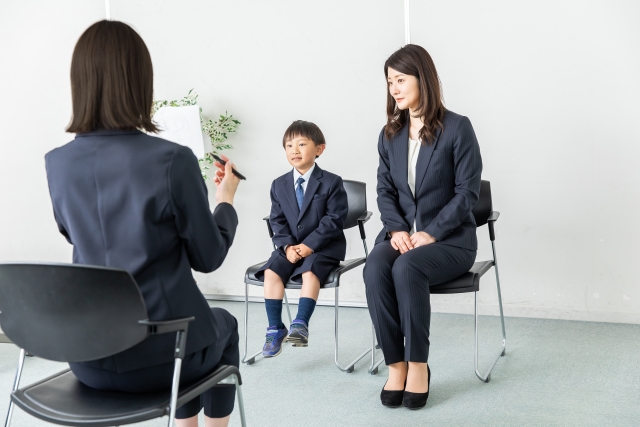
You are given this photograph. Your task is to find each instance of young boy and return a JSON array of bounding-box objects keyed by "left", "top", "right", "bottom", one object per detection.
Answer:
[{"left": 256, "top": 120, "right": 348, "bottom": 357}]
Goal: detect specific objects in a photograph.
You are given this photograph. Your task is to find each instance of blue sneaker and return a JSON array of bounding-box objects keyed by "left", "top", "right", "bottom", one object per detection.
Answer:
[
  {"left": 262, "top": 326, "right": 288, "bottom": 357},
  {"left": 286, "top": 320, "right": 309, "bottom": 347}
]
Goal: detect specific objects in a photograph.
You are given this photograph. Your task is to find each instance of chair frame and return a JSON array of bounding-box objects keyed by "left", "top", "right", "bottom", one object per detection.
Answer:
[
  {"left": 0, "top": 265, "right": 247, "bottom": 427},
  {"left": 473, "top": 211, "right": 507, "bottom": 383},
  {"left": 474, "top": 229, "right": 506, "bottom": 382},
  {"left": 369, "top": 183, "right": 507, "bottom": 383},
  {"left": 243, "top": 210, "right": 382, "bottom": 375}
]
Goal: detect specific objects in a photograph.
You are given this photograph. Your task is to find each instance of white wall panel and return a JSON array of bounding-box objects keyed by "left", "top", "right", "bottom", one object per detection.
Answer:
[{"left": 1, "top": 1, "right": 638, "bottom": 323}]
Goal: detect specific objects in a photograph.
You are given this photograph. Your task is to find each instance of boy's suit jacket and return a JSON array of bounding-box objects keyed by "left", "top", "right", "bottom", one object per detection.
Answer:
[
  {"left": 45, "top": 129, "right": 238, "bottom": 373},
  {"left": 269, "top": 164, "right": 348, "bottom": 260},
  {"left": 375, "top": 109, "right": 483, "bottom": 251}
]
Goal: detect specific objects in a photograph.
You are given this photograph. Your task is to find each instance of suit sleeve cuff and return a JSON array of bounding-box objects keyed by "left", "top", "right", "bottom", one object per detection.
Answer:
[{"left": 423, "top": 223, "right": 445, "bottom": 242}]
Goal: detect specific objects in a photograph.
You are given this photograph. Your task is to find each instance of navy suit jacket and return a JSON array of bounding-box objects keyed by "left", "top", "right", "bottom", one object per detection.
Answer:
[
  {"left": 375, "top": 110, "right": 483, "bottom": 251},
  {"left": 269, "top": 165, "right": 347, "bottom": 260},
  {"left": 45, "top": 129, "right": 238, "bottom": 373}
]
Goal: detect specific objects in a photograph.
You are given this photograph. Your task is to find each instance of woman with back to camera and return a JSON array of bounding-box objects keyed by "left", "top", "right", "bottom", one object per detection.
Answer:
[
  {"left": 364, "top": 44, "right": 482, "bottom": 409},
  {"left": 45, "top": 21, "right": 241, "bottom": 427}
]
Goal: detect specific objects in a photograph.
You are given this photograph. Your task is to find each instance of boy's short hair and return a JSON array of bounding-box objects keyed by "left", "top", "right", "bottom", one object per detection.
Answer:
[{"left": 282, "top": 120, "right": 326, "bottom": 148}]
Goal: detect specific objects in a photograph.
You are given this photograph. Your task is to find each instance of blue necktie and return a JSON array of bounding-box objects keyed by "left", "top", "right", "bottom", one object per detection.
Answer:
[{"left": 296, "top": 177, "right": 305, "bottom": 210}]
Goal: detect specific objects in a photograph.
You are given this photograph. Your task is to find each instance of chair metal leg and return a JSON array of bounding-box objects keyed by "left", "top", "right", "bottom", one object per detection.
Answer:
[
  {"left": 367, "top": 323, "right": 383, "bottom": 375},
  {"left": 283, "top": 292, "right": 293, "bottom": 324},
  {"left": 492, "top": 241, "right": 507, "bottom": 353},
  {"left": 474, "top": 242, "right": 507, "bottom": 382},
  {"left": 4, "top": 348, "right": 25, "bottom": 427},
  {"left": 334, "top": 287, "right": 372, "bottom": 373},
  {"left": 167, "top": 356, "right": 183, "bottom": 427},
  {"left": 234, "top": 374, "right": 247, "bottom": 427},
  {"left": 242, "top": 282, "right": 262, "bottom": 365}
]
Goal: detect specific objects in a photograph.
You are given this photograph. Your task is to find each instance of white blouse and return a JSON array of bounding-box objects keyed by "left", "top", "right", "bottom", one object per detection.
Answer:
[{"left": 408, "top": 137, "right": 420, "bottom": 234}]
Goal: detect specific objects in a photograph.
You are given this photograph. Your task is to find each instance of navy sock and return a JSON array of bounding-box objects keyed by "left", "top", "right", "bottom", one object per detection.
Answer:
[
  {"left": 295, "top": 297, "right": 317, "bottom": 325},
  {"left": 265, "top": 299, "right": 285, "bottom": 329}
]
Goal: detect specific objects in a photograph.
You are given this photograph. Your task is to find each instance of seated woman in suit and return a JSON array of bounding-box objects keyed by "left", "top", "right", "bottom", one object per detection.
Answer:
[
  {"left": 45, "top": 21, "right": 241, "bottom": 427},
  {"left": 364, "top": 44, "right": 483, "bottom": 410}
]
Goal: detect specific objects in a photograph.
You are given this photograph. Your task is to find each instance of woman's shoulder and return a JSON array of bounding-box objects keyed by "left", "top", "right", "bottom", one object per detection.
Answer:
[{"left": 442, "top": 109, "right": 473, "bottom": 131}]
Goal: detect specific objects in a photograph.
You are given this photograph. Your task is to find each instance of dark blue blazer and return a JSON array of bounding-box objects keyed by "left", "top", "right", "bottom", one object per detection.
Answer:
[
  {"left": 268, "top": 165, "right": 347, "bottom": 260},
  {"left": 45, "top": 129, "right": 238, "bottom": 373},
  {"left": 375, "top": 110, "right": 483, "bottom": 251}
]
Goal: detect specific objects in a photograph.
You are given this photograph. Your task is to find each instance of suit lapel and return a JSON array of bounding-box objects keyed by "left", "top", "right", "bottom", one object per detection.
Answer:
[
  {"left": 298, "top": 165, "right": 323, "bottom": 222},
  {"left": 392, "top": 122, "right": 412, "bottom": 197},
  {"left": 415, "top": 127, "right": 442, "bottom": 195},
  {"left": 283, "top": 170, "right": 300, "bottom": 217}
]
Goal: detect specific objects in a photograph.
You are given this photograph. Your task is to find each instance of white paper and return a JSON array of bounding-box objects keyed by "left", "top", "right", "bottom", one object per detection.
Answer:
[{"left": 153, "top": 105, "right": 205, "bottom": 159}]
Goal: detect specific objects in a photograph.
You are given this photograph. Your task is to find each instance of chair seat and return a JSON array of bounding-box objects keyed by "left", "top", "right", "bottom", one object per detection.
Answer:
[
  {"left": 245, "top": 257, "right": 366, "bottom": 289},
  {"left": 430, "top": 260, "right": 495, "bottom": 294},
  {"left": 11, "top": 366, "right": 240, "bottom": 427}
]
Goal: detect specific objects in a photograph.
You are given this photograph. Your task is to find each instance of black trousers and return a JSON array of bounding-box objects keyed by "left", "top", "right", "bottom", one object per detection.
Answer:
[
  {"left": 363, "top": 241, "right": 475, "bottom": 364},
  {"left": 70, "top": 307, "right": 239, "bottom": 419}
]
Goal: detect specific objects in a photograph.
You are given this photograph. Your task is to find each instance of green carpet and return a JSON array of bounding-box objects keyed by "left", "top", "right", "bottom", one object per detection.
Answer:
[{"left": 1, "top": 301, "right": 638, "bottom": 426}]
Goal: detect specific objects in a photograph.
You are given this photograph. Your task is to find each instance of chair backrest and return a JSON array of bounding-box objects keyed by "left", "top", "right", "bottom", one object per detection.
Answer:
[
  {"left": 342, "top": 180, "right": 367, "bottom": 230},
  {"left": 0, "top": 263, "right": 149, "bottom": 363},
  {"left": 472, "top": 180, "right": 493, "bottom": 227}
]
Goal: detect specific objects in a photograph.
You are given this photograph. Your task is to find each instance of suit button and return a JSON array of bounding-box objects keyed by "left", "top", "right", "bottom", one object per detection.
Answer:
[{"left": 298, "top": 225, "right": 303, "bottom": 230}]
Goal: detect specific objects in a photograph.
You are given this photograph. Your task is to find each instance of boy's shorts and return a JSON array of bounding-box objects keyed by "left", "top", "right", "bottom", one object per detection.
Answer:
[{"left": 255, "top": 249, "right": 340, "bottom": 285}]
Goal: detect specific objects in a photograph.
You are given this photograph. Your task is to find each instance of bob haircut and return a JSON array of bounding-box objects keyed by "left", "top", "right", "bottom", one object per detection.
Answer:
[
  {"left": 282, "top": 120, "right": 326, "bottom": 148},
  {"left": 384, "top": 44, "right": 445, "bottom": 145},
  {"left": 66, "top": 20, "right": 157, "bottom": 133}
]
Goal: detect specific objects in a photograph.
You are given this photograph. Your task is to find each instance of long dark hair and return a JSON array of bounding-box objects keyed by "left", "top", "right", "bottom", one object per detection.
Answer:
[
  {"left": 384, "top": 44, "right": 444, "bottom": 145},
  {"left": 66, "top": 20, "right": 157, "bottom": 133}
]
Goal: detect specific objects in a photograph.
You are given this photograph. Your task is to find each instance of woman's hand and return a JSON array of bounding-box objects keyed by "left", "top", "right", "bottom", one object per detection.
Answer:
[
  {"left": 390, "top": 231, "right": 414, "bottom": 254},
  {"left": 410, "top": 231, "right": 436, "bottom": 248},
  {"left": 285, "top": 246, "right": 302, "bottom": 263},
  {"left": 214, "top": 154, "right": 240, "bottom": 205}
]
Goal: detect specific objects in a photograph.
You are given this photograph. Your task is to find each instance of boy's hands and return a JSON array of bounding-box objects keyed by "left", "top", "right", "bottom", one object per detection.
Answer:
[
  {"left": 292, "top": 244, "right": 313, "bottom": 258},
  {"left": 285, "top": 246, "right": 302, "bottom": 263},
  {"left": 285, "top": 244, "right": 313, "bottom": 263}
]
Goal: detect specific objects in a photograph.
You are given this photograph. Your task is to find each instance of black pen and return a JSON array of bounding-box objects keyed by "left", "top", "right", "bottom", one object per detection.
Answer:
[{"left": 212, "top": 154, "right": 247, "bottom": 180}]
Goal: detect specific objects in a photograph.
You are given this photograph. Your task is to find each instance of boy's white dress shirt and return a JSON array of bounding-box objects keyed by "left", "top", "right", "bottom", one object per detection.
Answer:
[{"left": 292, "top": 163, "right": 316, "bottom": 194}]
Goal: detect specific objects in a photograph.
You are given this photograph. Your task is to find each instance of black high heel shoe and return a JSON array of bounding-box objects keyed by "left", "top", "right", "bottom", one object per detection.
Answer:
[
  {"left": 402, "top": 365, "right": 431, "bottom": 410},
  {"left": 380, "top": 380, "right": 406, "bottom": 408}
]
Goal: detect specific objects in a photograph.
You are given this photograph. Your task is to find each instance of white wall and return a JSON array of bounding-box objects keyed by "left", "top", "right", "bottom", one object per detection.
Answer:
[
  {"left": 0, "top": 1, "right": 104, "bottom": 262},
  {"left": 1, "top": 1, "right": 639, "bottom": 323},
  {"left": 411, "top": 0, "right": 640, "bottom": 323}
]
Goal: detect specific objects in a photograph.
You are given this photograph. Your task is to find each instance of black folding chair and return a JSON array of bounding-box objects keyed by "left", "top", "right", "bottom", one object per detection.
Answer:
[
  {"left": 0, "top": 263, "right": 247, "bottom": 427},
  {"left": 370, "top": 180, "right": 507, "bottom": 382},
  {"left": 243, "top": 180, "right": 382, "bottom": 374}
]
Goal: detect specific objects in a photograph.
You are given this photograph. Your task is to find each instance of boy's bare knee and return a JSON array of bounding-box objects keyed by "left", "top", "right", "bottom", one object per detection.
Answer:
[
  {"left": 301, "top": 271, "right": 320, "bottom": 284},
  {"left": 301, "top": 271, "right": 316, "bottom": 279},
  {"left": 264, "top": 269, "right": 284, "bottom": 287}
]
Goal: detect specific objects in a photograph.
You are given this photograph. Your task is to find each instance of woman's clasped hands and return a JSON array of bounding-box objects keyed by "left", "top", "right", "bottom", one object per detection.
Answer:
[{"left": 390, "top": 231, "right": 436, "bottom": 254}]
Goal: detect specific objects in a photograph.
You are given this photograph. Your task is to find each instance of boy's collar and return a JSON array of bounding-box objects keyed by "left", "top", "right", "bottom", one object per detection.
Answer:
[{"left": 293, "top": 163, "right": 317, "bottom": 181}]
